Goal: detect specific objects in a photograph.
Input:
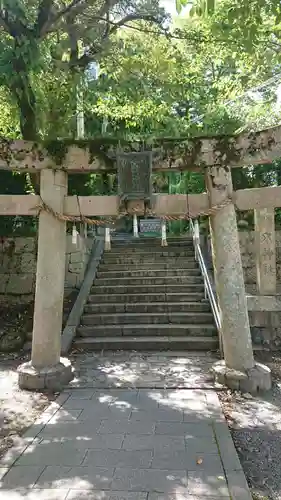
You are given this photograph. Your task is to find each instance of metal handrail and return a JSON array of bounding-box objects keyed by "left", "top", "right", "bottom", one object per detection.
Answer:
[{"left": 189, "top": 219, "right": 223, "bottom": 355}]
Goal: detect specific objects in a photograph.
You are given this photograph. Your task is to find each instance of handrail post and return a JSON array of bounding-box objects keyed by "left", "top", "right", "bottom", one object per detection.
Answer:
[
  {"left": 204, "top": 280, "right": 208, "bottom": 300},
  {"left": 133, "top": 214, "right": 139, "bottom": 238},
  {"left": 105, "top": 226, "right": 111, "bottom": 251},
  {"left": 194, "top": 219, "right": 200, "bottom": 261},
  {"left": 161, "top": 219, "right": 168, "bottom": 247}
]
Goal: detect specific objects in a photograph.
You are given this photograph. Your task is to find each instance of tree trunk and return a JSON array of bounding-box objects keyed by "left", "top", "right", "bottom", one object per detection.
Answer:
[
  {"left": 15, "top": 84, "right": 38, "bottom": 142},
  {"left": 11, "top": 39, "right": 39, "bottom": 140},
  {"left": 11, "top": 45, "right": 40, "bottom": 191},
  {"left": 101, "top": 173, "right": 109, "bottom": 194}
]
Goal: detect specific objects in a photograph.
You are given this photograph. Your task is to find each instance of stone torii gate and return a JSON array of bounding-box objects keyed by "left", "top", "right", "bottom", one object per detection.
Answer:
[{"left": 1, "top": 124, "right": 280, "bottom": 392}]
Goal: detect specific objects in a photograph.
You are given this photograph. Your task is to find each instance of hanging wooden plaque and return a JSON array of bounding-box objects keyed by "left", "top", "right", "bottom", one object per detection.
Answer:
[{"left": 117, "top": 152, "right": 152, "bottom": 204}]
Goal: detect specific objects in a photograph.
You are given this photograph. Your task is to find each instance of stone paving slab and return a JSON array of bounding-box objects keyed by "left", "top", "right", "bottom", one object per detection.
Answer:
[
  {"left": 0, "top": 490, "right": 70, "bottom": 500},
  {"left": 0, "top": 353, "right": 252, "bottom": 499},
  {"left": 150, "top": 450, "right": 224, "bottom": 473},
  {"left": 83, "top": 450, "right": 153, "bottom": 469},
  {"left": 67, "top": 492, "right": 148, "bottom": 500},
  {"left": 34, "top": 465, "right": 115, "bottom": 489},
  {"left": 67, "top": 352, "right": 217, "bottom": 389}
]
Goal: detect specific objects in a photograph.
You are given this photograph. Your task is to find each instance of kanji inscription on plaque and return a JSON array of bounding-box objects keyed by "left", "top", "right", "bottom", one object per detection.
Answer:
[{"left": 117, "top": 152, "right": 152, "bottom": 201}]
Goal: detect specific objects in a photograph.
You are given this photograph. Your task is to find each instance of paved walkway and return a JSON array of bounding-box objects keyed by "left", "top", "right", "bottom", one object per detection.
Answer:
[{"left": 0, "top": 353, "right": 252, "bottom": 499}]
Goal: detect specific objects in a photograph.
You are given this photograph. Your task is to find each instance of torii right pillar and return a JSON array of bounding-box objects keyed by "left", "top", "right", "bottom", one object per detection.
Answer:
[{"left": 206, "top": 166, "right": 272, "bottom": 393}]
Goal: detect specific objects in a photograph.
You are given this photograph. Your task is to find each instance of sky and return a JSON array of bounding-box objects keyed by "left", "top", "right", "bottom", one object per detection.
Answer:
[
  {"left": 160, "top": 0, "right": 177, "bottom": 14},
  {"left": 160, "top": 0, "right": 189, "bottom": 16}
]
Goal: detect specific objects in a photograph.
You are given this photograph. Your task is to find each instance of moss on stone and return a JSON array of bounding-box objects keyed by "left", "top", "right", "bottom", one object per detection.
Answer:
[
  {"left": 214, "top": 136, "right": 242, "bottom": 167},
  {"left": 42, "top": 131, "right": 248, "bottom": 169},
  {"left": 44, "top": 140, "right": 69, "bottom": 165}
]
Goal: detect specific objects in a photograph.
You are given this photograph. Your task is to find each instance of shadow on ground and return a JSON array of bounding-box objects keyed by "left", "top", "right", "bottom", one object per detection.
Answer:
[{"left": 0, "top": 351, "right": 240, "bottom": 500}]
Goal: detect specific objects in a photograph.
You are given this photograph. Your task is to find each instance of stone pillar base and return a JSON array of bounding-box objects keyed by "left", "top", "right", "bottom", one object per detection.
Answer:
[
  {"left": 212, "top": 360, "right": 272, "bottom": 393},
  {"left": 18, "top": 357, "right": 73, "bottom": 392}
]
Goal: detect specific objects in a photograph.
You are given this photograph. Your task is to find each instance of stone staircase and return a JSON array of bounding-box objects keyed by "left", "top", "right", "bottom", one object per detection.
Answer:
[{"left": 74, "top": 237, "right": 219, "bottom": 351}]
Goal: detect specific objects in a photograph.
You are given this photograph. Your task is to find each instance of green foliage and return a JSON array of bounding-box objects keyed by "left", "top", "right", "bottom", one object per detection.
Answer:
[
  {"left": 176, "top": 0, "right": 188, "bottom": 13},
  {"left": 0, "top": 171, "right": 37, "bottom": 236},
  {"left": 0, "top": 0, "right": 281, "bottom": 238}
]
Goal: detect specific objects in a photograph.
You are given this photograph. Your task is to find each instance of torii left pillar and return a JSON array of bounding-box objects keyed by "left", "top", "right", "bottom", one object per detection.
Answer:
[{"left": 18, "top": 169, "right": 73, "bottom": 391}]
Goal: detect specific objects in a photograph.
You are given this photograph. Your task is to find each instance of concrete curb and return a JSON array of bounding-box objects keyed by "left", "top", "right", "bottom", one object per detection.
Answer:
[
  {"left": 206, "top": 392, "right": 253, "bottom": 499},
  {"left": 61, "top": 239, "right": 104, "bottom": 355}
]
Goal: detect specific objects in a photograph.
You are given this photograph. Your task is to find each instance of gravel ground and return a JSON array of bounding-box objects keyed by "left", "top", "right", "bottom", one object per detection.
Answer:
[
  {"left": 0, "top": 291, "right": 78, "bottom": 459},
  {"left": 0, "top": 351, "right": 56, "bottom": 459},
  {"left": 219, "top": 352, "right": 281, "bottom": 500}
]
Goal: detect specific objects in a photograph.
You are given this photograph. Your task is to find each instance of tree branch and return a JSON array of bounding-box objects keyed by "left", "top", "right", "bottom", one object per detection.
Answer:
[
  {"left": 67, "top": 17, "right": 79, "bottom": 65},
  {"left": 97, "top": 0, "right": 119, "bottom": 18},
  {"left": 108, "top": 12, "right": 160, "bottom": 36},
  {"left": 38, "top": 0, "right": 86, "bottom": 39},
  {"left": 103, "top": 0, "right": 111, "bottom": 39},
  {"left": 0, "top": 7, "right": 29, "bottom": 37},
  {"left": 35, "top": 0, "right": 55, "bottom": 37},
  {"left": 0, "top": 10, "right": 13, "bottom": 34}
]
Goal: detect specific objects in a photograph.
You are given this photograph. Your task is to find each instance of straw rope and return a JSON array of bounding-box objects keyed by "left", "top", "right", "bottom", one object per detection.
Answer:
[{"left": 34, "top": 196, "right": 233, "bottom": 226}]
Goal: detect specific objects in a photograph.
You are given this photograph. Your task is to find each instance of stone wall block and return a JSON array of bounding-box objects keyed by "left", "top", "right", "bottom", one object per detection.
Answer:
[
  {"left": 68, "top": 261, "right": 84, "bottom": 274},
  {"left": 249, "top": 311, "right": 270, "bottom": 327},
  {"left": 70, "top": 252, "right": 84, "bottom": 264},
  {"left": 244, "top": 267, "right": 256, "bottom": 284},
  {"left": 0, "top": 275, "right": 9, "bottom": 293},
  {"left": 0, "top": 254, "right": 13, "bottom": 273},
  {"left": 65, "top": 273, "right": 79, "bottom": 289},
  {"left": 270, "top": 312, "right": 281, "bottom": 328},
  {"left": 241, "top": 254, "right": 254, "bottom": 268},
  {"left": 250, "top": 326, "right": 268, "bottom": 346},
  {"left": 20, "top": 253, "right": 37, "bottom": 273},
  {"left": 6, "top": 275, "right": 34, "bottom": 294},
  {"left": 14, "top": 237, "right": 36, "bottom": 254}
]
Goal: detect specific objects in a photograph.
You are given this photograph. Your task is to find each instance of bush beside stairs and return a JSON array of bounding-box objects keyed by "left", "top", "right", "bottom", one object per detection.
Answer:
[{"left": 74, "top": 237, "right": 219, "bottom": 351}]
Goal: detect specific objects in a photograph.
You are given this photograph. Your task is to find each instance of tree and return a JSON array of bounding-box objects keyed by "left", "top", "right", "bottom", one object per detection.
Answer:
[
  {"left": 0, "top": 0, "right": 166, "bottom": 141},
  {"left": 176, "top": 0, "right": 216, "bottom": 15},
  {"left": 84, "top": 11, "right": 279, "bottom": 138}
]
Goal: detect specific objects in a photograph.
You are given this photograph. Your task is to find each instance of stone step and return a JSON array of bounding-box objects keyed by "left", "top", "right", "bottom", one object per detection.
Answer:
[
  {"left": 84, "top": 302, "right": 211, "bottom": 314},
  {"left": 107, "top": 249, "right": 195, "bottom": 256},
  {"left": 112, "top": 241, "right": 194, "bottom": 249},
  {"left": 101, "top": 257, "right": 197, "bottom": 265},
  {"left": 92, "top": 284, "right": 205, "bottom": 294},
  {"left": 113, "top": 235, "right": 193, "bottom": 240},
  {"left": 81, "top": 312, "right": 214, "bottom": 326},
  {"left": 77, "top": 323, "right": 217, "bottom": 337},
  {"left": 73, "top": 336, "right": 219, "bottom": 352},
  {"left": 94, "top": 276, "right": 203, "bottom": 286},
  {"left": 96, "top": 269, "right": 201, "bottom": 279},
  {"left": 99, "top": 261, "right": 199, "bottom": 270},
  {"left": 88, "top": 292, "right": 206, "bottom": 303}
]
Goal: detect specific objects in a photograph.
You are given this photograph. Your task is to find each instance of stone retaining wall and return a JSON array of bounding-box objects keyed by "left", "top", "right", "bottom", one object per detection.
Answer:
[
  {"left": 206, "top": 231, "right": 281, "bottom": 349},
  {"left": 247, "top": 295, "right": 281, "bottom": 349},
  {"left": 239, "top": 231, "right": 281, "bottom": 291},
  {"left": 0, "top": 235, "right": 92, "bottom": 303},
  {"left": 239, "top": 231, "right": 281, "bottom": 348}
]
